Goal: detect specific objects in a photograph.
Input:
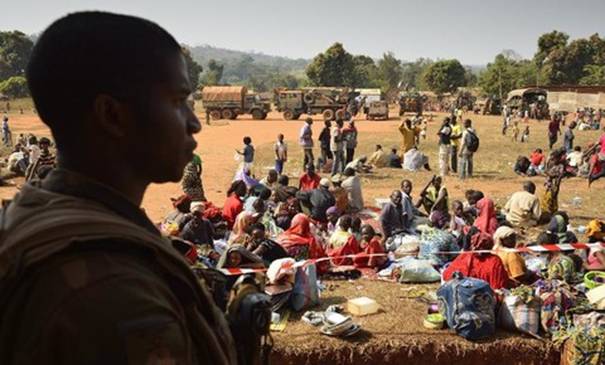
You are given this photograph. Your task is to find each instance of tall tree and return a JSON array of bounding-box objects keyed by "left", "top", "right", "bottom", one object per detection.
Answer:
[
  {"left": 377, "top": 52, "right": 403, "bottom": 93},
  {"left": 200, "top": 59, "right": 224, "bottom": 86},
  {"left": 534, "top": 30, "right": 569, "bottom": 66},
  {"left": 306, "top": 43, "right": 355, "bottom": 86},
  {"left": 423, "top": 59, "right": 466, "bottom": 94},
  {"left": 0, "top": 31, "right": 34, "bottom": 80},
  {"left": 181, "top": 48, "right": 203, "bottom": 89},
  {"left": 351, "top": 55, "right": 379, "bottom": 88},
  {"left": 400, "top": 58, "right": 433, "bottom": 90},
  {"left": 580, "top": 65, "right": 605, "bottom": 86}
]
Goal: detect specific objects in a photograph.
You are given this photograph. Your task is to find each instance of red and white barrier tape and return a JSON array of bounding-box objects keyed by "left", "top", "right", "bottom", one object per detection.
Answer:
[{"left": 216, "top": 242, "right": 605, "bottom": 276}]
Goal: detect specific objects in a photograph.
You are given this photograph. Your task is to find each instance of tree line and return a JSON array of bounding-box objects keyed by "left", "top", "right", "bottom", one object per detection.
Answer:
[{"left": 0, "top": 30, "right": 603, "bottom": 99}]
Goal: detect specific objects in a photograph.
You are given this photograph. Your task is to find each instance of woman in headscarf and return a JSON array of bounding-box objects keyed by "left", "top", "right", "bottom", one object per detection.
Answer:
[
  {"left": 222, "top": 180, "right": 247, "bottom": 229},
  {"left": 161, "top": 194, "right": 192, "bottom": 234},
  {"left": 216, "top": 244, "right": 265, "bottom": 269},
  {"left": 228, "top": 211, "right": 256, "bottom": 246},
  {"left": 327, "top": 215, "right": 360, "bottom": 266},
  {"left": 547, "top": 212, "right": 577, "bottom": 244},
  {"left": 473, "top": 197, "right": 498, "bottom": 236},
  {"left": 181, "top": 154, "right": 205, "bottom": 201},
  {"left": 353, "top": 225, "right": 387, "bottom": 269},
  {"left": 443, "top": 230, "right": 510, "bottom": 289},
  {"left": 277, "top": 213, "right": 326, "bottom": 262}
]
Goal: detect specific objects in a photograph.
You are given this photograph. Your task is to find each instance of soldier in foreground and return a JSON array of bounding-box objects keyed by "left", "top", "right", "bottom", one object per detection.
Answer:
[{"left": 0, "top": 12, "right": 237, "bottom": 365}]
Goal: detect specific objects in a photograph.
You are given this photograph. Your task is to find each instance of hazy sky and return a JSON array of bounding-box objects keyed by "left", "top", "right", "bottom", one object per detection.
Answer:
[{"left": 2, "top": 0, "right": 604, "bottom": 64}]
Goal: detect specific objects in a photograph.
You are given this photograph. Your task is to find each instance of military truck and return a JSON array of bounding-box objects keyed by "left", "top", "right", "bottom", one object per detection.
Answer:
[
  {"left": 398, "top": 91, "right": 424, "bottom": 116},
  {"left": 455, "top": 90, "right": 476, "bottom": 111},
  {"left": 274, "top": 87, "right": 355, "bottom": 121},
  {"left": 479, "top": 96, "right": 502, "bottom": 115},
  {"left": 201, "top": 86, "right": 271, "bottom": 120},
  {"left": 366, "top": 101, "right": 389, "bottom": 120},
  {"left": 506, "top": 88, "right": 549, "bottom": 120}
]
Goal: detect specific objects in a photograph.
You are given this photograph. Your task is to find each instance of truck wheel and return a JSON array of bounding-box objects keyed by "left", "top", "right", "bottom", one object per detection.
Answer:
[
  {"left": 252, "top": 109, "right": 264, "bottom": 120},
  {"left": 322, "top": 109, "right": 334, "bottom": 121},
  {"left": 283, "top": 110, "right": 294, "bottom": 120},
  {"left": 209, "top": 110, "right": 221, "bottom": 120},
  {"left": 221, "top": 109, "right": 234, "bottom": 120},
  {"left": 303, "top": 94, "right": 315, "bottom": 104}
]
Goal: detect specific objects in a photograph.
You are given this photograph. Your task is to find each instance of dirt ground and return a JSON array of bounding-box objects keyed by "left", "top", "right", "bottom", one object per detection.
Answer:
[
  {"left": 2, "top": 107, "right": 603, "bottom": 227},
  {"left": 1, "top": 105, "right": 601, "bottom": 364},
  {"left": 271, "top": 279, "right": 560, "bottom": 365}
]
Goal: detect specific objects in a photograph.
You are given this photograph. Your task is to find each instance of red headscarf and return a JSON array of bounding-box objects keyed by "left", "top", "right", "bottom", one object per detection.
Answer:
[
  {"left": 277, "top": 213, "right": 325, "bottom": 258},
  {"left": 473, "top": 197, "right": 498, "bottom": 236}
]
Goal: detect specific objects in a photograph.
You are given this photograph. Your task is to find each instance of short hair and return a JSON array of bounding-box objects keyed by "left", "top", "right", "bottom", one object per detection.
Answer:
[
  {"left": 250, "top": 223, "right": 265, "bottom": 232},
  {"left": 574, "top": 146, "right": 581, "bottom": 152},
  {"left": 277, "top": 175, "right": 289, "bottom": 186},
  {"left": 243, "top": 136, "right": 252, "bottom": 144},
  {"left": 27, "top": 12, "right": 181, "bottom": 145},
  {"left": 523, "top": 181, "right": 536, "bottom": 193}
]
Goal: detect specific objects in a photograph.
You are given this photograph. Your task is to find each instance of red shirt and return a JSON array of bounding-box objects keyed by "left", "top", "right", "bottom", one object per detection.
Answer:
[
  {"left": 530, "top": 152, "right": 544, "bottom": 166},
  {"left": 222, "top": 194, "right": 243, "bottom": 229},
  {"left": 299, "top": 173, "right": 320, "bottom": 192},
  {"left": 600, "top": 134, "right": 605, "bottom": 155},
  {"left": 443, "top": 253, "right": 510, "bottom": 289}
]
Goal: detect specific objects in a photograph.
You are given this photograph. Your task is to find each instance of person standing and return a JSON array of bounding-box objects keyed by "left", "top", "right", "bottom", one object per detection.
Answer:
[
  {"left": 2, "top": 116, "right": 12, "bottom": 147},
  {"left": 299, "top": 117, "right": 314, "bottom": 170},
  {"left": 398, "top": 118, "right": 418, "bottom": 159},
  {"left": 236, "top": 136, "right": 254, "bottom": 172},
  {"left": 274, "top": 133, "right": 288, "bottom": 174},
  {"left": 458, "top": 119, "right": 477, "bottom": 179},
  {"left": 450, "top": 117, "right": 462, "bottom": 173},
  {"left": 330, "top": 119, "right": 345, "bottom": 175},
  {"left": 0, "top": 12, "right": 236, "bottom": 365},
  {"left": 343, "top": 119, "right": 358, "bottom": 164},
  {"left": 318, "top": 120, "right": 332, "bottom": 170},
  {"left": 437, "top": 117, "right": 452, "bottom": 177},
  {"left": 563, "top": 121, "right": 576, "bottom": 153},
  {"left": 548, "top": 115, "right": 561, "bottom": 150},
  {"left": 181, "top": 153, "right": 206, "bottom": 201}
]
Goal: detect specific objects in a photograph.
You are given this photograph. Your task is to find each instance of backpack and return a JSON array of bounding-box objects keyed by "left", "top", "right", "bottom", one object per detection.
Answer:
[
  {"left": 437, "top": 272, "right": 496, "bottom": 340},
  {"left": 465, "top": 130, "right": 479, "bottom": 152}
]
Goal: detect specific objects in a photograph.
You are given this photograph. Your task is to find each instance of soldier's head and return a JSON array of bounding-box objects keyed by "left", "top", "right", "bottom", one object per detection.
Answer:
[{"left": 27, "top": 12, "right": 200, "bottom": 185}]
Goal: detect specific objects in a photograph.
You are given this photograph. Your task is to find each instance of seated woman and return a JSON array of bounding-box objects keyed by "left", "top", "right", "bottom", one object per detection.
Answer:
[
  {"left": 222, "top": 180, "right": 247, "bottom": 229},
  {"left": 443, "top": 230, "right": 510, "bottom": 290},
  {"left": 277, "top": 213, "right": 326, "bottom": 262},
  {"left": 228, "top": 211, "right": 256, "bottom": 246},
  {"left": 353, "top": 225, "right": 387, "bottom": 269},
  {"left": 247, "top": 223, "right": 290, "bottom": 266},
  {"left": 327, "top": 215, "right": 360, "bottom": 266},
  {"left": 472, "top": 197, "right": 498, "bottom": 236},
  {"left": 216, "top": 244, "right": 265, "bottom": 269},
  {"left": 161, "top": 194, "right": 192, "bottom": 235},
  {"left": 493, "top": 226, "right": 536, "bottom": 285}
]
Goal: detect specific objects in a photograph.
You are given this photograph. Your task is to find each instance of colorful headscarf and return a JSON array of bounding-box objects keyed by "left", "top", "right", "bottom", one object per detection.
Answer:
[{"left": 473, "top": 197, "right": 498, "bottom": 236}]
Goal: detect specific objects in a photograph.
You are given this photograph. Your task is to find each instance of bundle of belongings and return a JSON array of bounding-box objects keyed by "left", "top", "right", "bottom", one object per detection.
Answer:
[{"left": 302, "top": 306, "right": 361, "bottom": 337}]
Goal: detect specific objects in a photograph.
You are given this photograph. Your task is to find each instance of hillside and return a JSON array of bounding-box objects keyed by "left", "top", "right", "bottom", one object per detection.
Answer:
[{"left": 187, "top": 44, "right": 309, "bottom": 72}]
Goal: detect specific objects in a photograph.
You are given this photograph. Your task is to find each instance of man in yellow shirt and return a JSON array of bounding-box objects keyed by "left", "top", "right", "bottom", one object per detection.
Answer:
[
  {"left": 450, "top": 117, "right": 463, "bottom": 173},
  {"left": 398, "top": 118, "right": 419, "bottom": 160}
]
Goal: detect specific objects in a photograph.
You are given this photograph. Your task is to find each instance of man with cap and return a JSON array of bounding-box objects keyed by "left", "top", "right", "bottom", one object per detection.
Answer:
[{"left": 296, "top": 177, "right": 335, "bottom": 223}]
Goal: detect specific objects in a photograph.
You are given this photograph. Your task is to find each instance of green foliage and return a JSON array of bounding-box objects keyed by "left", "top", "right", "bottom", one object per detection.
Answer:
[
  {"left": 479, "top": 54, "right": 538, "bottom": 98},
  {"left": 377, "top": 52, "right": 403, "bottom": 93},
  {"left": 306, "top": 43, "right": 356, "bottom": 86},
  {"left": 580, "top": 64, "right": 605, "bottom": 86},
  {"left": 401, "top": 58, "right": 433, "bottom": 90},
  {"left": 351, "top": 55, "right": 380, "bottom": 88},
  {"left": 200, "top": 59, "right": 224, "bottom": 86},
  {"left": 0, "top": 76, "right": 28, "bottom": 98},
  {"left": 423, "top": 59, "right": 466, "bottom": 94},
  {"left": 0, "top": 31, "right": 33, "bottom": 80},
  {"left": 536, "top": 32, "right": 605, "bottom": 85},
  {"left": 182, "top": 48, "right": 203, "bottom": 90}
]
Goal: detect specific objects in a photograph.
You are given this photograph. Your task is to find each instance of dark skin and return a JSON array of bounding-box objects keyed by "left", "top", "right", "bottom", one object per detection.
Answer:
[{"left": 58, "top": 52, "right": 200, "bottom": 206}]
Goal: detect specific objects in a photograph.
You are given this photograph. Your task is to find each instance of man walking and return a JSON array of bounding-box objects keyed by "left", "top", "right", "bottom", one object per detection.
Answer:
[{"left": 300, "top": 117, "right": 314, "bottom": 170}]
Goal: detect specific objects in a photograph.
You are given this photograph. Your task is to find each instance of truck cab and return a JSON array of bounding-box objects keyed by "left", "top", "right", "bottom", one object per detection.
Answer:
[{"left": 275, "top": 90, "right": 304, "bottom": 120}]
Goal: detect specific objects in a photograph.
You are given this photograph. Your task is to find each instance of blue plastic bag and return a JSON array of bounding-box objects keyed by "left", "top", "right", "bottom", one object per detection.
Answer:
[{"left": 437, "top": 271, "right": 496, "bottom": 340}]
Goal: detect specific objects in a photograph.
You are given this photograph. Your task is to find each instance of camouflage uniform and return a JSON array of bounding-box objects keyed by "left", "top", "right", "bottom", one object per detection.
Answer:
[{"left": 0, "top": 169, "right": 237, "bottom": 365}]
